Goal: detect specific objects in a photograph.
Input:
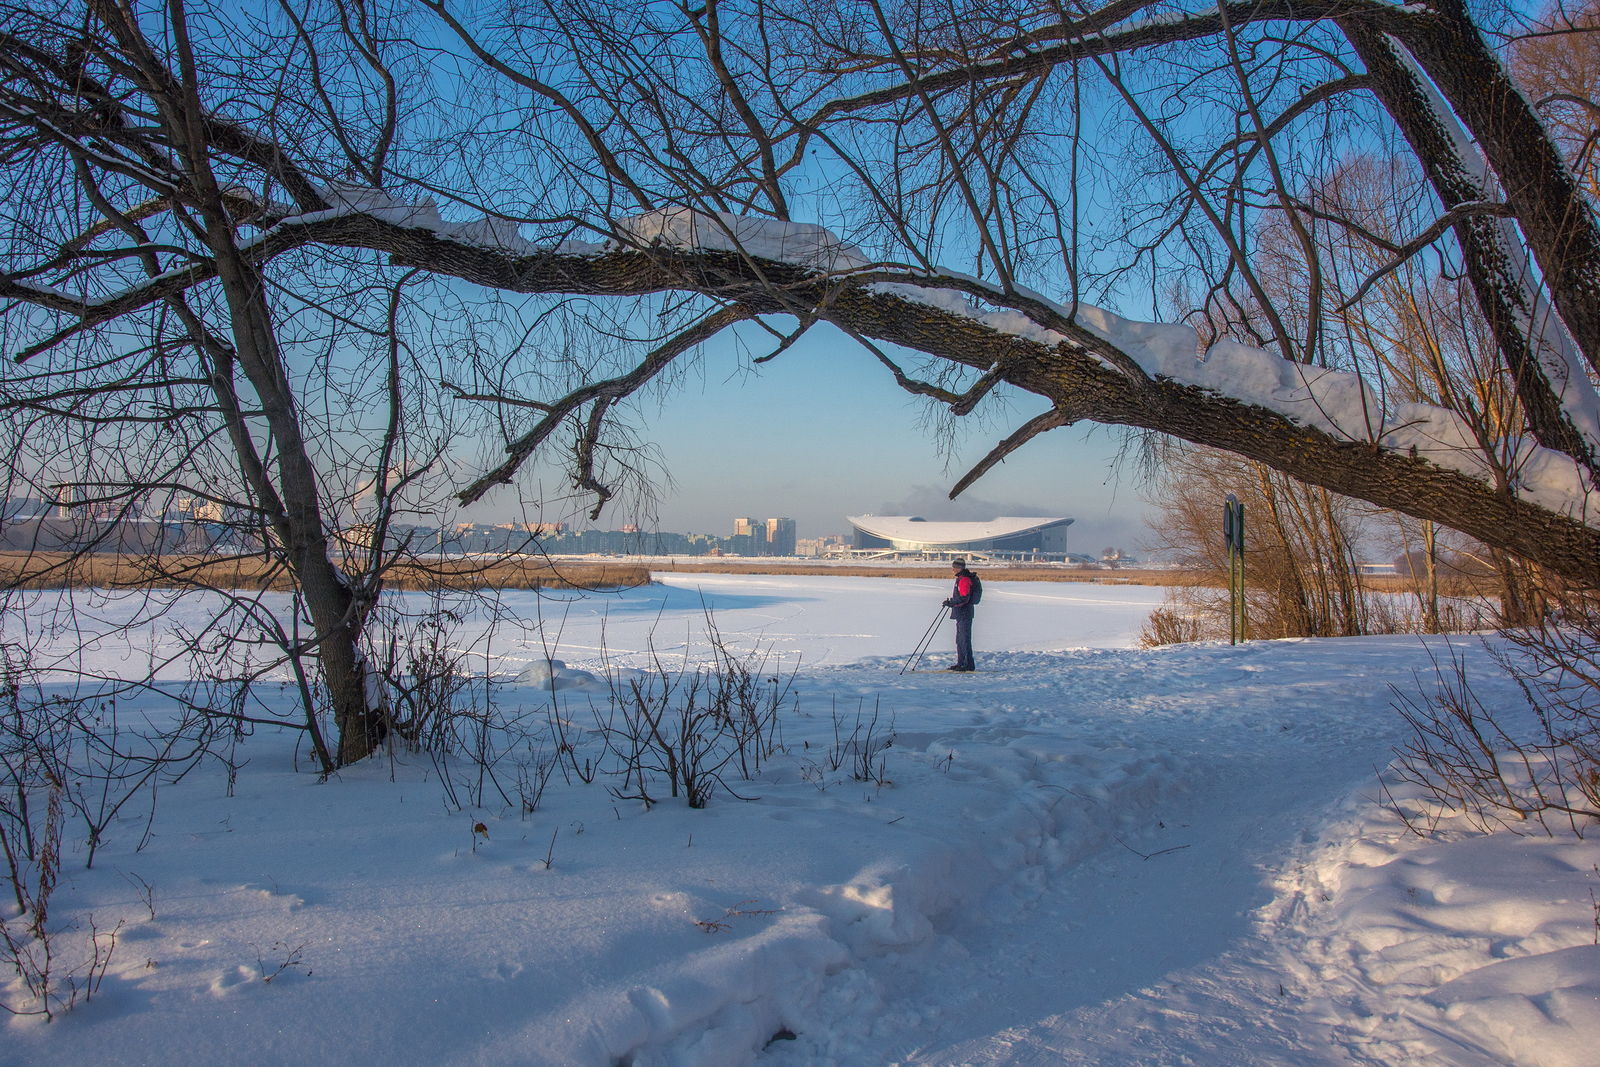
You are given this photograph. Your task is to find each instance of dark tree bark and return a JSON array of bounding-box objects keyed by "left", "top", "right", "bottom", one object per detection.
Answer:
[
  {"left": 1342, "top": 17, "right": 1600, "bottom": 471},
  {"left": 1397, "top": 0, "right": 1600, "bottom": 381},
  {"left": 5, "top": 0, "right": 1600, "bottom": 726}
]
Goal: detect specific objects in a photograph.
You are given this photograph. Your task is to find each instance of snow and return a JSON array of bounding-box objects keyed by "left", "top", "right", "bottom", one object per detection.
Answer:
[
  {"left": 607, "top": 208, "right": 869, "bottom": 273},
  {"left": 6, "top": 573, "right": 1599, "bottom": 1065}
]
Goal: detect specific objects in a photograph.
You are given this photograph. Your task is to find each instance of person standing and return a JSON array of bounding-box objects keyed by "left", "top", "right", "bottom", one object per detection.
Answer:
[{"left": 942, "top": 558, "right": 979, "bottom": 671}]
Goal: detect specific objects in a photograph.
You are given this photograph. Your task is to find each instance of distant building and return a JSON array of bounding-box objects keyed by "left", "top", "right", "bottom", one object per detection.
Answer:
[
  {"left": 796, "top": 535, "right": 845, "bottom": 558},
  {"left": 844, "top": 515, "right": 1075, "bottom": 560},
  {"left": 726, "top": 531, "right": 764, "bottom": 555},
  {"left": 169, "top": 497, "right": 224, "bottom": 523},
  {"left": 394, "top": 516, "right": 802, "bottom": 559},
  {"left": 727, "top": 516, "right": 797, "bottom": 555},
  {"left": 2, "top": 497, "right": 48, "bottom": 521},
  {"left": 765, "top": 517, "right": 797, "bottom": 556}
]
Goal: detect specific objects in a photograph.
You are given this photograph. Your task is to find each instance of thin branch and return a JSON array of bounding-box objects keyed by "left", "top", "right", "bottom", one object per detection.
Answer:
[
  {"left": 949, "top": 407, "right": 1075, "bottom": 499},
  {"left": 457, "top": 303, "right": 750, "bottom": 505}
]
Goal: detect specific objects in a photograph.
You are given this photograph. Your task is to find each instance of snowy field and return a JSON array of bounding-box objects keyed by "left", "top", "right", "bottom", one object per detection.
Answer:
[{"left": 4, "top": 573, "right": 1599, "bottom": 1065}]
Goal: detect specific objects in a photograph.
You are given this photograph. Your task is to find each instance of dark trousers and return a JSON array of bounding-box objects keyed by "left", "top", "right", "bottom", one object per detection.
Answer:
[{"left": 953, "top": 613, "right": 975, "bottom": 670}]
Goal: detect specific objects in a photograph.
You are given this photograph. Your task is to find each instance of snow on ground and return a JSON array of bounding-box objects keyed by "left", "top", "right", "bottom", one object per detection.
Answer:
[{"left": 3, "top": 574, "right": 1598, "bottom": 1065}]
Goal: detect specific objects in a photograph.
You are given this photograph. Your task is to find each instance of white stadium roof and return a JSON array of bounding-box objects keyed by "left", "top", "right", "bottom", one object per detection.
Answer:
[{"left": 846, "top": 515, "right": 1071, "bottom": 548}]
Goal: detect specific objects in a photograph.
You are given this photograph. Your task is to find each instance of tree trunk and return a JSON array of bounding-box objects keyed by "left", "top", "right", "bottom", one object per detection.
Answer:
[
  {"left": 205, "top": 250, "right": 385, "bottom": 766},
  {"left": 1399, "top": 1, "right": 1600, "bottom": 382},
  {"left": 142, "top": 0, "right": 388, "bottom": 766},
  {"left": 1343, "top": 17, "right": 1600, "bottom": 471}
]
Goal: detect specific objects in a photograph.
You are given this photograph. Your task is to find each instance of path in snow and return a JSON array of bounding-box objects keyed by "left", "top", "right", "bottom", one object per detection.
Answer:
[
  {"left": 766, "top": 639, "right": 1452, "bottom": 1064},
  {"left": 10, "top": 577, "right": 1587, "bottom": 1065}
]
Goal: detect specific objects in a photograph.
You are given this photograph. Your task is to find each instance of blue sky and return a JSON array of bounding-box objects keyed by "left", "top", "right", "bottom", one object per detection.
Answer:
[{"left": 494, "top": 322, "right": 1155, "bottom": 555}]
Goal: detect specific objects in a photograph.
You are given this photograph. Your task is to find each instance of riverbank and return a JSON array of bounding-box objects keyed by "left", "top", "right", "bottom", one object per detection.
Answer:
[{"left": 0, "top": 550, "right": 652, "bottom": 592}]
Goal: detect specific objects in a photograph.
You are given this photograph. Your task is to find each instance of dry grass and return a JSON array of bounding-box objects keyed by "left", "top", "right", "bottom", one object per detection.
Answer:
[
  {"left": 654, "top": 560, "right": 1504, "bottom": 596},
  {"left": 2, "top": 551, "right": 1490, "bottom": 599},
  {"left": 649, "top": 560, "right": 1194, "bottom": 585},
  {"left": 0, "top": 552, "right": 652, "bottom": 592}
]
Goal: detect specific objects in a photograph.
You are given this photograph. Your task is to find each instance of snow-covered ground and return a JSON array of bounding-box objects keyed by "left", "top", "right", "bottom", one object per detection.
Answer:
[{"left": 3, "top": 574, "right": 1598, "bottom": 1065}]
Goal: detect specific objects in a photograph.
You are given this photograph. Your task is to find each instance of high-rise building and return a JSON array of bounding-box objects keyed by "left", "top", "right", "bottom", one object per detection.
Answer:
[
  {"left": 732, "top": 517, "right": 757, "bottom": 538},
  {"left": 765, "top": 517, "right": 797, "bottom": 556}
]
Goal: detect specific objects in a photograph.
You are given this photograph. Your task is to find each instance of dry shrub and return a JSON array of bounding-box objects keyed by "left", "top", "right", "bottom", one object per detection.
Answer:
[
  {"left": 1139, "top": 607, "right": 1206, "bottom": 648},
  {"left": 1139, "top": 445, "right": 1508, "bottom": 644},
  {"left": 1, "top": 651, "right": 130, "bottom": 1020},
  {"left": 1392, "top": 591, "right": 1600, "bottom": 835},
  {"left": 593, "top": 616, "right": 796, "bottom": 809}
]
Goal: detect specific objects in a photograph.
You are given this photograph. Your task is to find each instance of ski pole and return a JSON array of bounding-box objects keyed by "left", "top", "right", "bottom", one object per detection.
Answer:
[
  {"left": 900, "top": 610, "right": 942, "bottom": 674},
  {"left": 900, "top": 605, "right": 947, "bottom": 674},
  {"left": 907, "top": 614, "right": 944, "bottom": 673},
  {"left": 901, "top": 623, "right": 934, "bottom": 674}
]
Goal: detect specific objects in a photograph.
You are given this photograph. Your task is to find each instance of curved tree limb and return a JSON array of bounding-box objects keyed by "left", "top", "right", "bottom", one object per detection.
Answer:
[{"left": 950, "top": 407, "right": 1077, "bottom": 499}]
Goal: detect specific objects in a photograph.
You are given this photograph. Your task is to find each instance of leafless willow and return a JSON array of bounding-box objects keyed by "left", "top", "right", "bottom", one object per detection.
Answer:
[{"left": 3, "top": 0, "right": 1600, "bottom": 768}]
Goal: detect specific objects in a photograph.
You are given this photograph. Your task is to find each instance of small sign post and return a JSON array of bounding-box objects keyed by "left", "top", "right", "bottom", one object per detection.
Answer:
[{"left": 1224, "top": 495, "right": 1246, "bottom": 644}]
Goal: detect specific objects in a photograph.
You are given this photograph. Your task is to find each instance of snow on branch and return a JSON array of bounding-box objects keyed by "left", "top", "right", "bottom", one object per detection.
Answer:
[
  {"left": 584, "top": 205, "right": 1598, "bottom": 525},
  {"left": 19, "top": 183, "right": 1596, "bottom": 527},
  {"left": 256, "top": 193, "right": 1600, "bottom": 524}
]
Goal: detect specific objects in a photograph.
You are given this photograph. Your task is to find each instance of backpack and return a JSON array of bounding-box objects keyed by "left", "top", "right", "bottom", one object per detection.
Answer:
[{"left": 967, "top": 570, "right": 983, "bottom": 604}]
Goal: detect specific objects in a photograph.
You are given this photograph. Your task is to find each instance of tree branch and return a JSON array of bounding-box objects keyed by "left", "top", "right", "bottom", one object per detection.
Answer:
[
  {"left": 950, "top": 408, "right": 1076, "bottom": 499},
  {"left": 456, "top": 303, "right": 750, "bottom": 505}
]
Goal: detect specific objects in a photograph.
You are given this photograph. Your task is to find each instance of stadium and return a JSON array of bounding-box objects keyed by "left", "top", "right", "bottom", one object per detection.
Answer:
[{"left": 842, "top": 515, "right": 1077, "bottom": 561}]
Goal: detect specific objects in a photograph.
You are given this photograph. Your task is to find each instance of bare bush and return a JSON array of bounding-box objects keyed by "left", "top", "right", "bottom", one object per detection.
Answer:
[
  {"left": 1141, "top": 446, "right": 1506, "bottom": 645},
  {"left": 1, "top": 641, "right": 218, "bottom": 869},
  {"left": 1391, "top": 596, "right": 1600, "bottom": 835},
  {"left": 801, "top": 698, "right": 895, "bottom": 789},
  {"left": 1139, "top": 607, "right": 1205, "bottom": 649},
  {"left": 0, "top": 780, "right": 122, "bottom": 1021},
  {"left": 376, "top": 605, "right": 472, "bottom": 753},
  {"left": 845, "top": 699, "right": 895, "bottom": 787},
  {"left": 596, "top": 616, "right": 796, "bottom": 810},
  {"left": 511, "top": 747, "right": 557, "bottom": 819},
  {"left": 604, "top": 666, "right": 731, "bottom": 809}
]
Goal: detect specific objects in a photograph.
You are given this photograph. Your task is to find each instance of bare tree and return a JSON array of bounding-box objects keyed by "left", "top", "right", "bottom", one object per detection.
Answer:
[
  {"left": 1142, "top": 444, "right": 1407, "bottom": 642},
  {"left": 5, "top": 0, "right": 1600, "bottom": 768},
  {"left": 0, "top": 0, "right": 489, "bottom": 765}
]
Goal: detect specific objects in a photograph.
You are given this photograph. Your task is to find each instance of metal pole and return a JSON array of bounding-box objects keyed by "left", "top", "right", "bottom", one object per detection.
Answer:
[
  {"left": 904, "top": 609, "right": 945, "bottom": 674},
  {"left": 1225, "top": 495, "right": 1246, "bottom": 644},
  {"left": 1228, "top": 502, "right": 1241, "bottom": 643}
]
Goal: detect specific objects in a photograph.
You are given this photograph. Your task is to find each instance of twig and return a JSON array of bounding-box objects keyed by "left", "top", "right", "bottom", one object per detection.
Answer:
[{"left": 1114, "top": 835, "right": 1191, "bottom": 861}]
